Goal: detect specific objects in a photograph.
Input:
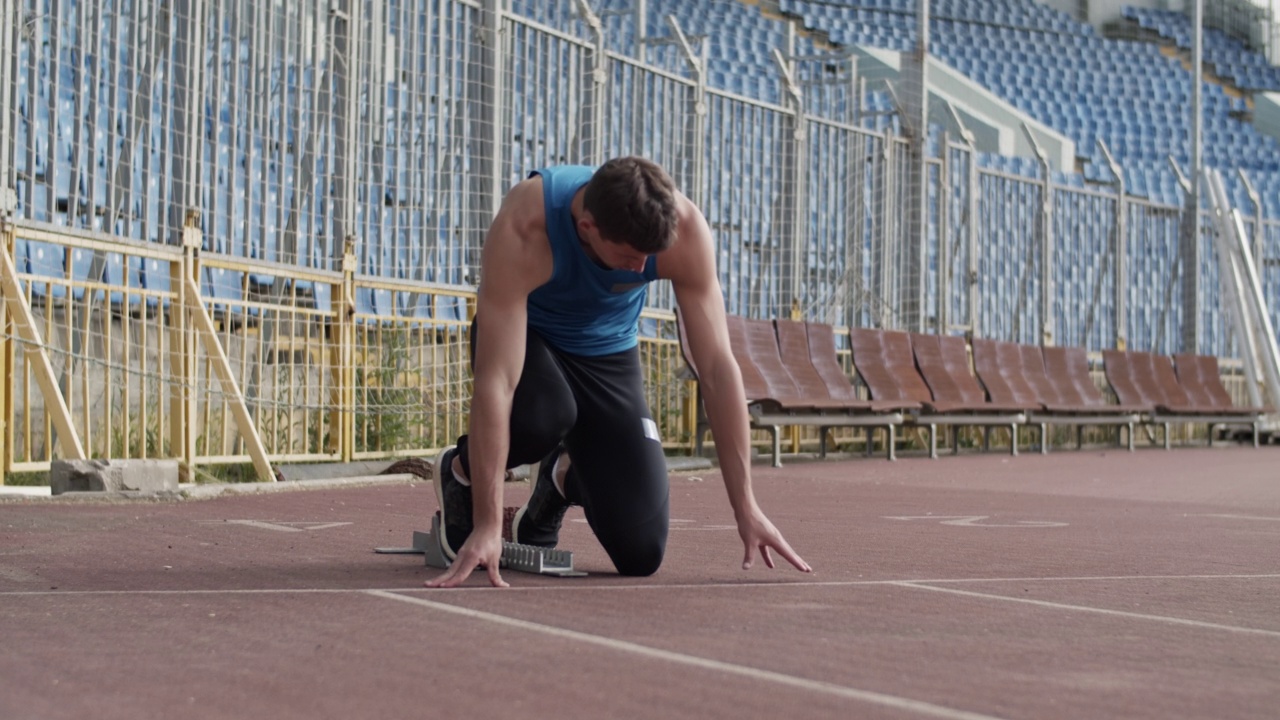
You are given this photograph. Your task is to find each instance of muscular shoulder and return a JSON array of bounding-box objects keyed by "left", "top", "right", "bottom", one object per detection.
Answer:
[
  {"left": 496, "top": 176, "right": 548, "bottom": 242},
  {"left": 481, "top": 177, "right": 554, "bottom": 294},
  {"left": 656, "top": 192, "right": 715, "bottom": 285}
]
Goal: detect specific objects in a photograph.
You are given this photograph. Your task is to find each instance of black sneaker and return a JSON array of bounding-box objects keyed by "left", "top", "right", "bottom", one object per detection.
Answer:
[
  {"left": 512, "top": 447, "right": 572, "bottom": 548},
  {"left": 432, "top": 446, "right": 472, "bottom": 560}
]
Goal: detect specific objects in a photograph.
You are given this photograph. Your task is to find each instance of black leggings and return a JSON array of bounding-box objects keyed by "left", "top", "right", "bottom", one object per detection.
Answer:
[{"left": 454, "top": 319, "right": 670, "bottom": 576}]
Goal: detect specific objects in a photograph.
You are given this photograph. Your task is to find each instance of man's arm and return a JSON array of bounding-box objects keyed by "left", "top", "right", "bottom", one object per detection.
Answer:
[
  {"left": 426, "top": 179, "right": 552, "bottom": 588},
  {"left": 661, "top": 196, "right": 811, "bottom": 573}
]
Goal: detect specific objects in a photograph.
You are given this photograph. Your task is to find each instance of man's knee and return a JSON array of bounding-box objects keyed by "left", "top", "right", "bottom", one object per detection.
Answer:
[
  {"left": 610, "top": 539, "right": 665, "bottom": 577},
  {"left": 601, "top": 520, "right": 667, "bottom": 577}
]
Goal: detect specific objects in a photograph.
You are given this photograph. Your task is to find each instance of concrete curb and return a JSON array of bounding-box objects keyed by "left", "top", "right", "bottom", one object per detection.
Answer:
[
  {"left": 0, "top": 455, "right": 717, "bottom": 503},
  {"left": 0, "top": 473, "right": 423, "bottom": 503},
  {"left": 178, "top": 473, "right": 423, "bottom": 499}
]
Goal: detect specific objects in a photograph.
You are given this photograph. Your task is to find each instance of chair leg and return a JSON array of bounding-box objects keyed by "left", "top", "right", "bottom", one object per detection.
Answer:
[
  {"left": 1010, "top": 424, "right": 1018, "bottom": 457},
  {"left": 887, "top": 425, "right": 896, "bottom": 461},
  {"left": 770, "top": 425, "right": 782, "bottom": 468},
  {"left": 983, "top": 426, "right": 991, "bottom": 452},
  {"left": 1077, "top": 424, "right": 1084, "bottom": 450},
  {"left": 1040, "top": 423, "right": 1049, "bottom": 455},
  {"left": 952, "top": 426, "right": 960, "bottom": 455},
  {"left": 929, "top": 423, "right": 938, "bottom": 459},
  {"left": 1163, "top": 422, "right": 1172, "bottom": 450},
  {"left": 1207, "top": 423, "right": 1214, "bottom": 448},
  {"left": 1126, "top": 422, "right": 1134, "bottom": 452},
  {"left": 819, "top": 426, "right": 829, "bottom": 459},
  {"left": 1254, "top": 422, "right": 1261, "bottom": 448}
]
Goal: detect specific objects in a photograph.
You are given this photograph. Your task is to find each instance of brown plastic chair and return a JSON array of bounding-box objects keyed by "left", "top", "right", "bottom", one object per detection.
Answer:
[
  {"left": 723, "top": 314, "right": 790, "bottom": 406},
  {"left": 803, "top": 322, "right": 868, "bottom": 404},
  {"left": 1042, "top": 346, "right": 1145, "bottom": 411},
  {"left": 921, "top": 335, "right": 1036, "bottom": 413},
  {"left": 754, "top": 319, "right": 846, "bottom": 410},
  {"left": 1104, "top": 349, "right": 1261, "bottom": 449},
  {"left": 1102, "top": 349, "right": 1158, "bottom": 410},
  {"left": 970, "top": 339, "right": 1038, "bottom": 408},
  {"left": 803, "top": 322, "right": 916, "bottom": 412},
  {"left": 681, "top": 312, "right": 910, "bottom": 465},
  {"left": 1148, "top": 353, "right": 1202, "bottom": 413},
  {"left": 775, "top": 320, "right": 907, "bottom": 412},
  {"left": 851, "top": 329, "right": 1025, "bottom": 457},
  {"left": 1041, "top": 346, "right": 1147, "bottom": 416},
  {"left": 848, "top": 328, "right": 913, "bottom": 403},
  {"left": 1173, "top": 353, "right": 1268, "bottom": 413}
]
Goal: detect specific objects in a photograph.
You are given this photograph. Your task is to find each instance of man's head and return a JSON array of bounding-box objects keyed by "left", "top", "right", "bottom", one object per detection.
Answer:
[{"left": 578, "top": 157, "right": 679, "bottom": 263}]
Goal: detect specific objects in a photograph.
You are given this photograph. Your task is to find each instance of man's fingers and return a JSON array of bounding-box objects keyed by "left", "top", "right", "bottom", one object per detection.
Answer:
[
  {"left": 425, "top": 555, "right": 479, "bottom": 588},
  {"left": 760, "top": 544, "right": 775, "bottom": 569},
  {"left": 486, "top": 561, "right": 509, "bottom": 588},
  {"left": 772, "top": 539, "right": 812, "bottom": 573},
  {"left": 424, "top": 564, "right": 461, "bottom": 588}
]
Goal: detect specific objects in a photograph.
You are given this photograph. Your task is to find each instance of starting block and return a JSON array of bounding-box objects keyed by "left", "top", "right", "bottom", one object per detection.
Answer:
[{"left": 374, "top": 513, "right": 586, "bottom": 577}]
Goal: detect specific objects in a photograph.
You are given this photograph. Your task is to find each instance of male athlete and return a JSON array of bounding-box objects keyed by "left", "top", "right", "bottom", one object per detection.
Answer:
[{"left": 426, "top": 156, "right": 812, "bottom": 588}]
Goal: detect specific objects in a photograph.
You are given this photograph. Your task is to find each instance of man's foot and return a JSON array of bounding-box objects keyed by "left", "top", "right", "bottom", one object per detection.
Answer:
[
  {"left": 512, "top": 447, "right": 572, "bottom": 548},
  {"left": 432, "top": 446, "right": 471, "bottom": 560}
]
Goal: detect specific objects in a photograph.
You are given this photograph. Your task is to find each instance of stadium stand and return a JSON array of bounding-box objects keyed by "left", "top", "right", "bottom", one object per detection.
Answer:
[
  {"left": 678, "top": 310, "right": 909, "bottom": 464},
  {"left": 1104, "top": 348, "right": 1264, "bottom": 447},
  {"left": 971, "top": 338, "right": 1142, "bottom": 452},
  {"left": 778, "top": 0, "right": 1280, "bottom": 212},
  {"left": 849, "top": 328, "right": 1028, "bottom": 457}
]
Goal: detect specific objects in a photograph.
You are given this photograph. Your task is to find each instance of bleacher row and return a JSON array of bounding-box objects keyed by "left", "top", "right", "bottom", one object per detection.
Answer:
[
  {"left": 778, "top": 0, "right": 1280, "bottom": 215},
  {"left": 1124, "top": 6, "right": 1280, "bottom": 93},
  {"left": 678, "top": 312, "right": 1268, "bottom": 466}
]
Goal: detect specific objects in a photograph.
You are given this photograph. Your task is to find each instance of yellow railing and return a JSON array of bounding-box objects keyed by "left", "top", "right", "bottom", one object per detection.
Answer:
[
  {"left": 0, "top": 218, "right": 694, "bottom": 482},
  {"left": 0, "top": 218, "right": 1264, "bottom": 484}
]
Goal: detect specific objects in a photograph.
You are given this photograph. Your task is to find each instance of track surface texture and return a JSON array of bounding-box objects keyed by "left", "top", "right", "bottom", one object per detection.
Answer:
[{"left": 3, "top": 447, "right": 1279, "bottom": 719}]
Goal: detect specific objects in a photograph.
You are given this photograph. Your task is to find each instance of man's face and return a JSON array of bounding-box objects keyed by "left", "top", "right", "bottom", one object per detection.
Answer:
[{"left": 578, "top": 215, "right": 650, "bottom": 273}]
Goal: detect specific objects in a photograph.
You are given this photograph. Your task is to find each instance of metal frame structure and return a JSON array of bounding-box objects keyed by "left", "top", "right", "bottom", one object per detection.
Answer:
[{"left": 0, "top": 0, "right": 1274, "bottom": 478}]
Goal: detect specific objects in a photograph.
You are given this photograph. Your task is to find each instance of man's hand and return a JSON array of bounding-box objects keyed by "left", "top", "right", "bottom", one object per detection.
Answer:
[
  {"left": 424, "top": 525, "right": 509, "bottom": 588},
  {"left": 736, "top": 507, "right": 812, "bottom": 573}
]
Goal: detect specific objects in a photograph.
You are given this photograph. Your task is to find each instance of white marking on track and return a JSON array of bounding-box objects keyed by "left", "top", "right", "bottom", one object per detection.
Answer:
[
  {"left": 891, "top": 582, "right": 1280, "bottom": 638},
  {"left": 365, "top": 589, "right": 1004, "bottom": 720},
  {"left": 3, "top": 573, "right": 1280, "bottom": 597},
  {"left": 200, "top": 520, "right": 353, "bottom": 532},
  {"left": 1192, "top": 514, "right": 1280, "bottom": 523},
  {"left": 885, "top": 515, "right": 1068, "bottom": 527}
]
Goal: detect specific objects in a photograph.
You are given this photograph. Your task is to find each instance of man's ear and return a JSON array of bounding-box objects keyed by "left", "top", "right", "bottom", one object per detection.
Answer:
[{"left": 577, "top": 210, "right": 597, "bottom": 236}]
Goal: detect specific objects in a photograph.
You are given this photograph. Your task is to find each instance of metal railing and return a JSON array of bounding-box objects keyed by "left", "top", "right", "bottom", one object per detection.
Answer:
[{"left": 0, "top": 0, "right": 1275, "bottom": 477}]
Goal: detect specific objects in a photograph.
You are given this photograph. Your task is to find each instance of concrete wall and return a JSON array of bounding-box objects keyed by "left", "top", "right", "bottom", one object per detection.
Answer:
[
  {"left": 854, "top": 44, "right": 1078, "bottom": 170},
  {"left": 1253, "top": 91, "right": 1280, "bottom": 143},
  {"left": 1035, "top": 0, "right": 1187, "bottom": 30}
]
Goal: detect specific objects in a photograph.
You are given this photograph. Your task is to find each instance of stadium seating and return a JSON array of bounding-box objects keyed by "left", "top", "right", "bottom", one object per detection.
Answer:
[
  {"left": 676, "top": 310, "right": 909, "bottom": 464},
  {"left": 1104, "top": 348, "right": 1265, "bottom": 447},
  {"left": 780, "top": 0, "right": 1280, "bottom": 212},
  {"left": 849, "top": 327, "right": 1028, "bottom": 457}
]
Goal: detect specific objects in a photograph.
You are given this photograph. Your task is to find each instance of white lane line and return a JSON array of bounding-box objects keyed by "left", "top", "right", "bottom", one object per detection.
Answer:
[
  {"left": 892, "top": 582, "right": 1280, "bottom": 638},
  {"left": 1193, "top": 514, "right": 1280, "bottom": 523},
  {"left": 3, "top": 573, "right": 1280, "bottom": 597},
  {"left": 365, "top": 589, "right": 1005, "bottom": 720}
]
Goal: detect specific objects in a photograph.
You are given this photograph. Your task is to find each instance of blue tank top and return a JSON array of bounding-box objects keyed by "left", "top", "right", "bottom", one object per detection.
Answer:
[{"left": 525, "top": 166, "right": 659, "bottom": 356}]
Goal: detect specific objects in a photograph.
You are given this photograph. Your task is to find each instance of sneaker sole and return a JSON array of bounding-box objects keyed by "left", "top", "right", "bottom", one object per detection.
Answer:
[{"left": 432, "top": 445, "right": 458, "bottom": 561}]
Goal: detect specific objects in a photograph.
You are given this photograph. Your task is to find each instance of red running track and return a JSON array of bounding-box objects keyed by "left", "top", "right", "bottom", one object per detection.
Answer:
[{"left": 2, "top": 446, "right": 1279, "bottom": 719}]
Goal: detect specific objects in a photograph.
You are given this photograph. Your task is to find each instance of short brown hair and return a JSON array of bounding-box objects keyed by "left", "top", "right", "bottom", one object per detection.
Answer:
[{"left": 583, "top": 157, "right": 679, "bottom": 254}]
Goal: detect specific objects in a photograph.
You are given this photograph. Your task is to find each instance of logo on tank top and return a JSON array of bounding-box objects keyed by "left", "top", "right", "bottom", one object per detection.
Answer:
[{"left": 610, "top": 282, "right": 645, "bottom": 293}]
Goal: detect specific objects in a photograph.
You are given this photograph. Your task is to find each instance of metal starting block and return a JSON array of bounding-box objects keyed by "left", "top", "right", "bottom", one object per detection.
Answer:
[{"left": 374, "top": 513, "right": 586, "bottom": 577}]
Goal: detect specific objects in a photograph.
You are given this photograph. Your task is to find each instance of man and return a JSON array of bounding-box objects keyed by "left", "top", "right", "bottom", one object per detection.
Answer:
[{"left": 426, "top": 156, "right": 811, "bottom": 588}]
